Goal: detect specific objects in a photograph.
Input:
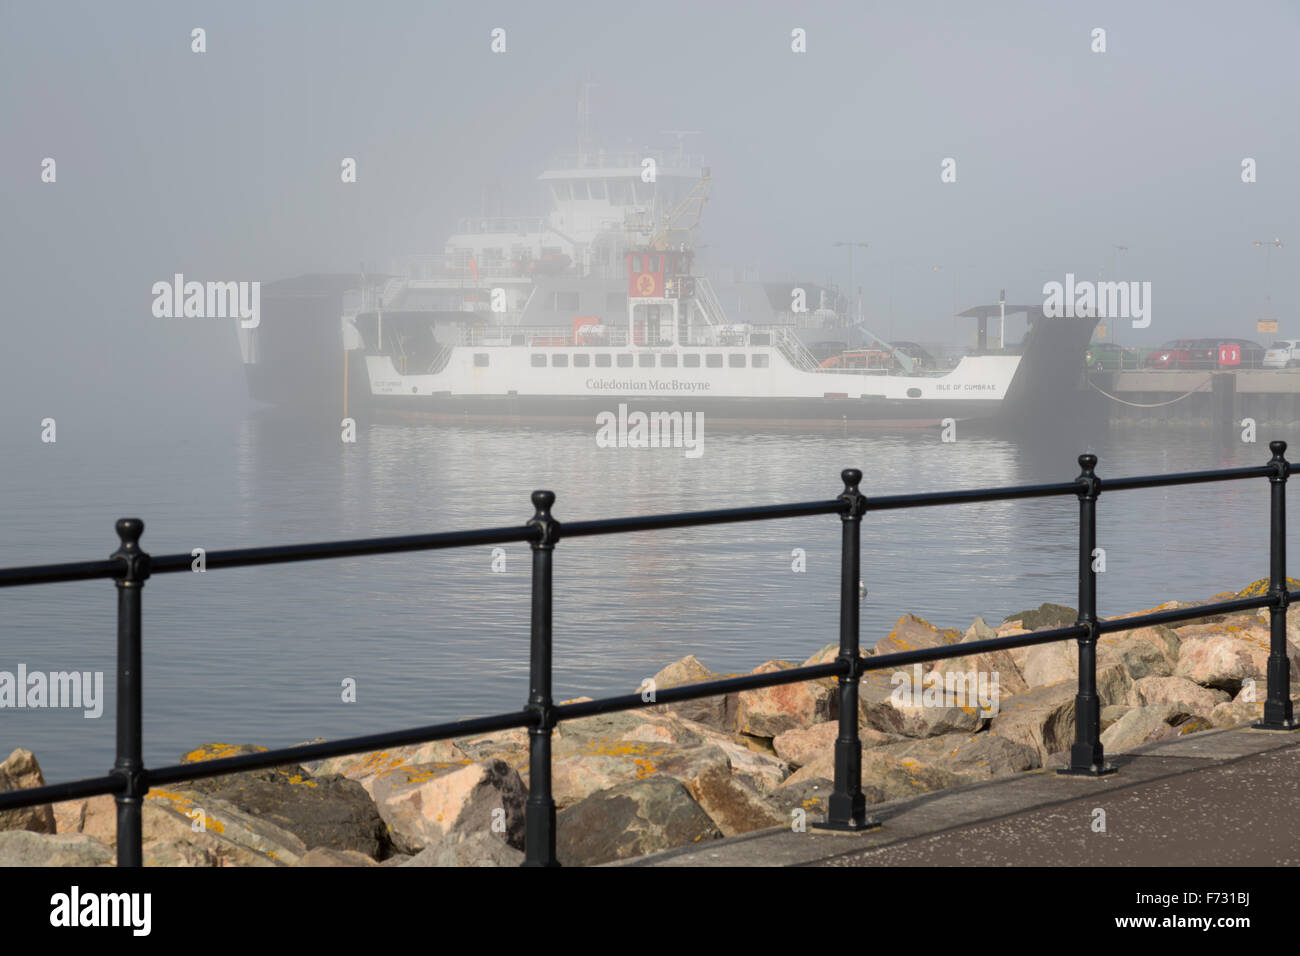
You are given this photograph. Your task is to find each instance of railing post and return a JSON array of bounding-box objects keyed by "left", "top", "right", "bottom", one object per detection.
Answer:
[
  {"left": 1255, "top": 440, "right": 1297, "bottom": 730},
  {"left": 1061, "top": 455, "right": 1116, "bottom": 776},
  {"left": 110, "top": 518, "right": 151, "bottom": 866},
  {"left": 814, "top": 468, "right": 878, "bottom": 831},
  {"left": 523, "top": 491, "right": 561, "bottom": 866}
]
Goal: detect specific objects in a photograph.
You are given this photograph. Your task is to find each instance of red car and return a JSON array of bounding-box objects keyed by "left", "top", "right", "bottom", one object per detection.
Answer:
[{"left": 1143, "top": 339, "right": 1199, "bottom": 369}]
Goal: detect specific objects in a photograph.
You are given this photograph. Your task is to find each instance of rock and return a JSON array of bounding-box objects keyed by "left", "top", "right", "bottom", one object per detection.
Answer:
[
  {"left": 929, "top": 617, "right": 1029, "bottom": 699},
  {"left": 1173, "top": 623, "right": 1300, "bottom": 693},
  {"left": 1142, "top": 714, "right": 1214, "bottom": 745},
  {"left": 297, "top": 847, "right": 381, "bottom": 867},
  {"left": 884, "top": 686, "right": 986, "bottom": 737},
  {"left": 368, "top": 758, "right": 526, "bottom": 856},
  {"left": 766, "top": 777, "right": 832, "bottom": 819},
  {"left": 551, "top": 731, "right": 731, "bottom": 810},
  {"left": 669, "top": 717, "right": 791, "bottom": 793},
  {"left": 555, "top": 777, "right": 721, "bottom": 866},
  {"left": 166, "top": 765, "right": 390, "bottom": 858},
  {"left": 641, "top": 655, "right": 739, "bottom": 731},
  {"left": 982, "top": 660, "right": 1128, "bottom": 759},
  {"left": 1098, "top": 625, "right": 1181, "bottom": 680},
  {"left": 987, "top": 682, "right": 1077, "bottom": 762},
  {"left": 0, "top": 831, "right": 113, "bottom": 866},
  {"left": 1004, "top": 603, "right": 1076, "bottom": 631},
  {"left": 873, "top": 732, "right": 1041, "bottom": 781},
  {"left": 684, "top": 763, "right": 786, "bottom": 836},
  {"left": 871, "top": 613, "right": 962, "bottom": 657},
  {"left": 1128, "top": 676, "right": 1229, "bottom": 716},
  {"left": 180, "top": 742, "right": 269, "bottom": 764},
  {"left": 57, "top": 794, "right": 116, "bottom": 846},
  {"left": 1099, "top": 704, "right": 1194, "bottom": 753},
  {"left": 1100, "top": 705, "right": 1131, "bottom": 732},
  {"left": 1236, "top": 576, "right": 1300, "bottom": 599},
  {"left": 771, "top": 720, "right": 896, "bottom": 769},
  {"left": 1020, "top": 641, "right": 1079, "bottom": 689},
  {"left": 0, "top": 748, "right": 55, "bottom": 834},
  {"left": 400, "top": 832, "right": 524, "bottom": 867},
  {"left": 145, "top": 791, "right": 307, "bottom": 864},
  {"left": 450, "top": 728, "right": 530, "bottom": 769},
  {"left": 75, "top": 792, "right": 323, "bottom": 867},
  {"left": 780, "top": 748, "right": 965, "bottom": 804},
  {"left": 302, "top": 739, "right": 469, "bottom": 784},
  {"left": 1209, "top": 698, "right": 1265, "bottom": 728},
  {"left": 735, "top": 660, "right": 835, "bottom": 738},
  {"left": 144, "top": 838, "right": 222, "bottom": 867},
  {"left": 802, "top": 643, "right": 843, "bottom": 666}
]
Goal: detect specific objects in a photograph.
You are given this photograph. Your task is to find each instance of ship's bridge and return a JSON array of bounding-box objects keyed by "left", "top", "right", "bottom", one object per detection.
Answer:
[{"left": 538, "top": 149, "right": 704, "bottom": 248}]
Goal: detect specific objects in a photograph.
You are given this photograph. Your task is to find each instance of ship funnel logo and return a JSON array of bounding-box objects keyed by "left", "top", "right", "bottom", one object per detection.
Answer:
[{"left": 151, "top": 274, "right": 260, "bottom": 329}]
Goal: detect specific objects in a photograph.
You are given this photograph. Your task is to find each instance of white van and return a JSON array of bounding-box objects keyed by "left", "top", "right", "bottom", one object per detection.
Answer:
[{"left": 1263, "top": 340, "right": 1300, "bottom": 368}]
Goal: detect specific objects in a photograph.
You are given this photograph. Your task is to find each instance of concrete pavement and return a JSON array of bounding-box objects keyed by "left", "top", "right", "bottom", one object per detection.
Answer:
[{"left": 620, "top": 725, "right": 1300, "bottom": 867}]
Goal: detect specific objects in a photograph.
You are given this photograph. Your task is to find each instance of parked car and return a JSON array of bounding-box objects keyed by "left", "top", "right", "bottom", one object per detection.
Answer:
[
  {"left": 1084, "top": 343, "right": 1139, "bottom": 371},
  {"left": 1263, "top": 339, "right": 1300, "bottom": 369},
  {"left": 1186, "top": 338, "right": 1266, "bottom": 368},
  {"left": 1143, "top": 339, "right": 1200, "bottom": 369}
]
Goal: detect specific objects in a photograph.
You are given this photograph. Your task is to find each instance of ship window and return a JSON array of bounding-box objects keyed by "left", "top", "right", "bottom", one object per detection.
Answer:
[
  {"left": 552, "top": 182, "right": 571, "bottom": 201},
  {"left": 660, "top": 354, "right": 678, "bottom": 368},
  {"left": 553, "top": 291, "right": 580, "bottom": 311},
  {"left": 588, "top": 179, "right": 606, "bottom": 200},
  {"left": 552, "top": 354, "right": 569, "bottom": 367},
  {"left": 728, "top": 354, "right": 746, "bottom": 368},
  {"left": 630, "top": 256, "right": 641, "bottom": 273},
  {"left": 572, "top": 181, "right": 588, "bottom": 200},
  {"left": 595, "top": 353, "right": 611, "bottom": 367},
  {"left": 752, "top": 353, "right": 769, "bottom": 368},
  {"left": 906, "top": 388, "right": 922, "bottom": 398},
  {"left": 706, "top": 354, "right": 723, "bottom": 368},
  {"left": 638, "top": 353, "right": 655, "bottom": 368},
  {"left": 616, "top": 354, "right": 633, "bottom": 367},
  {"left": 473, "top": 353, "right": 489, "bottom": 367},
  {"left": 683, "top": 354, "right": 701, "bottom": 368},
  {"left": 574, "top": 353, "right": 590, "bottom": 367},
  {"left": 531, "top": 354, "right": 546, "bottom": 367},
  {"left": 609, "top": 180, "right": 631, "bottom": 205}
]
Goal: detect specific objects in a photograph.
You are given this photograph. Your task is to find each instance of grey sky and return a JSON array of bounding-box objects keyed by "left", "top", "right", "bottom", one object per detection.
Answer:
[{"left": 1, "top": 0, "right": 1296, "bottom": 425}]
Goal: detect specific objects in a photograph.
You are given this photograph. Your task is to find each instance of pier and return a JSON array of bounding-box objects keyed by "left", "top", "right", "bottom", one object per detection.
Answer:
[{"left": 1089, "top": 368, "right": 1300, "bottom": 430}]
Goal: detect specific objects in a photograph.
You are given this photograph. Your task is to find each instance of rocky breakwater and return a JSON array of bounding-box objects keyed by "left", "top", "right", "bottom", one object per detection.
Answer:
[{"left": 3, "top": 578, "right": 1299, "bottom": 867}]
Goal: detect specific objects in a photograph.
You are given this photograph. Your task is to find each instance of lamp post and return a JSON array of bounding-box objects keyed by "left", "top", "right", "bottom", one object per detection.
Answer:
[
  {"left": 1253, "top": 238, "right": 1283, "bottom": 320},
  {"left": 833, "top": 241, "right": 869, "bottom": 323}
]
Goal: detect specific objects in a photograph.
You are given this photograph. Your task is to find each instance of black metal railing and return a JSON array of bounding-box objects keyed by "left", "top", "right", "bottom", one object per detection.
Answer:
[{"left": 1, "top": 443, "right": 1297, "bottom": 867}]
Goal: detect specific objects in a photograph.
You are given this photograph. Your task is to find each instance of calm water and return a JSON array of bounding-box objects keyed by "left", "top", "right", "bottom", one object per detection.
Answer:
[{"left": 0, "top": 412, "right": 1291, "bottom": 780}]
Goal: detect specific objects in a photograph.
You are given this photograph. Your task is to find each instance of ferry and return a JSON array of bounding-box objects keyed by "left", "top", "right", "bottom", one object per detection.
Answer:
[
  {"left": 238, "top": 115, "right": 1097, "bottom": 423},
  {"left": 355, "top": 247, "right": 1093, "bottom": 428}
]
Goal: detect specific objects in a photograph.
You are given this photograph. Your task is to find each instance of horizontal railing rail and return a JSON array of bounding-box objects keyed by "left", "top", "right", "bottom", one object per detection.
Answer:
[{"left": 0, "top": 443, "right": 1296, "bottom": 866}]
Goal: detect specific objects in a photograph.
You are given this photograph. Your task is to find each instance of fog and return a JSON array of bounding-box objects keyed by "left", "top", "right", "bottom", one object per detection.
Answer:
[{"left": 1, "top": 0, "right": 1296, "bottom": 430}]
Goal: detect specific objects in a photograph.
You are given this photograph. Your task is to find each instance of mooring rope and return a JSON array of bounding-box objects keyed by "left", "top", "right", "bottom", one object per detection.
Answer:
[{"left": 1087, "top": 377, "right": 1213, "bottom": 408}]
